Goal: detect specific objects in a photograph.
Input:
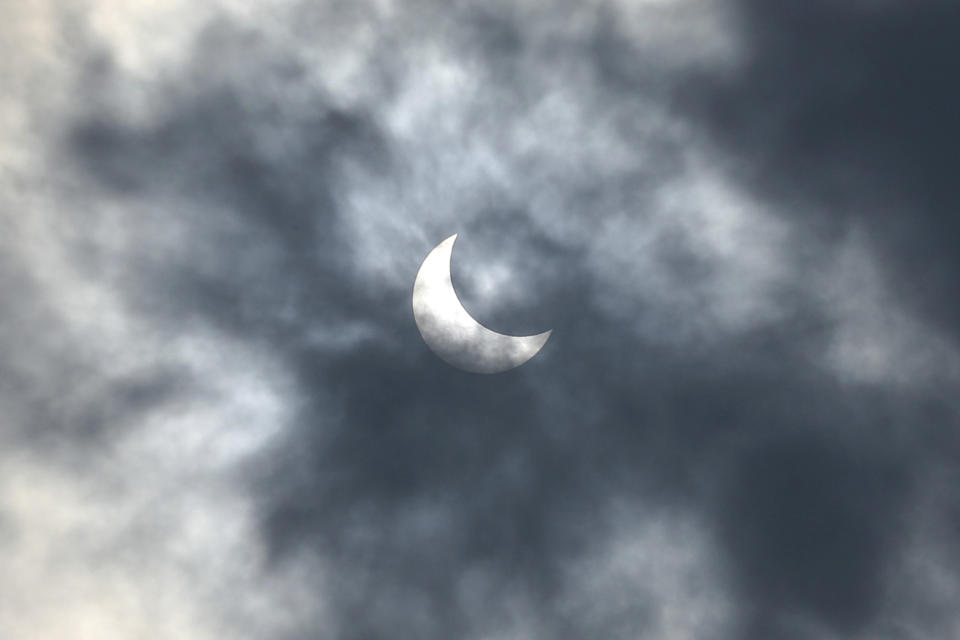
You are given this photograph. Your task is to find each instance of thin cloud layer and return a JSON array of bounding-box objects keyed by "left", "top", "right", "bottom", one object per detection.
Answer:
[{"left": 2, "top": 1, "right": 959, "bottom": 639}]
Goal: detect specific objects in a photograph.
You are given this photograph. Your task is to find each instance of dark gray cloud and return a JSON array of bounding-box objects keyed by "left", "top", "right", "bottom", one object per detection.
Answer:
[
  {"left": 684, "top": 0, "right": 960, "bottom": 342},
  {"left": 3, "top": 1, "right": 960, "bottom": 638}
]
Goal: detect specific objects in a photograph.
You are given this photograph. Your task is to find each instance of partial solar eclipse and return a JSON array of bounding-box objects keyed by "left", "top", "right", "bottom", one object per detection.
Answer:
[{"left": 412, "top": 234, "right": 552, "bottom": 374}]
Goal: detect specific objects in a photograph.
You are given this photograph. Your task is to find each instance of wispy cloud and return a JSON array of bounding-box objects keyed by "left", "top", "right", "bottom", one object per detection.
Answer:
[{"left": 2, "top": 1, "right": 959, "bottom": 638}]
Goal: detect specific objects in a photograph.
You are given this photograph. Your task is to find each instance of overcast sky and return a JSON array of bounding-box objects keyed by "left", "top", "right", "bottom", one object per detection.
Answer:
[{"left": 3, "top": 1, "right": 960, "bottom": 638}]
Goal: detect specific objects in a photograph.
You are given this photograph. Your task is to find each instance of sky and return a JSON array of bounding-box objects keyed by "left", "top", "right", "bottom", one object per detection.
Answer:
[{"left": 2, "top": 0, "right": 960, "bottom": 638}]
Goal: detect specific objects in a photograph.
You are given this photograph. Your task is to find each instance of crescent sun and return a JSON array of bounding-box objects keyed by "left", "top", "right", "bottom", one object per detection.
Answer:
[{"left": 412, "top": 234, "right": 552, "bottom": 374}]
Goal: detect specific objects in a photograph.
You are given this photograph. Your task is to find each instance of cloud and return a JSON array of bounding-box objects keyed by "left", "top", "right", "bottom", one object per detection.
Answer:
[
  {"left": 2, "top": 1, "right": 959, "bottom": 639},
  {"left": 683, "top": 0, "right": 960, "bottom": 342}
]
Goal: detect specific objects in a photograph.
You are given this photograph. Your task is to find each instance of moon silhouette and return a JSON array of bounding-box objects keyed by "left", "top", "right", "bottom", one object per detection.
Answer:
[{"left": 412, "top": 234, "right": 552, "bottom": 374}]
